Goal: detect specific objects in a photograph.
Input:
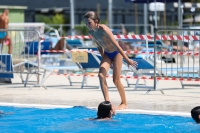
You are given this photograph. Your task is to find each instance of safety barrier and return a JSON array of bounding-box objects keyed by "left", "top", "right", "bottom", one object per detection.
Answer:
[
  {"left": 50, "top": 73, "right": 200, "bottom": 81},
  {"left": 41, "top": 50, "right": 200, "bottom": 56},
  {"left": 1, "top": 28, "right": 199, "bottom": 91},
  {"left": 153, "top": 28, "right": 200, "bottom": 90},
  {"left": 61, "top": 34, "right": 200, "bottom": 40},
  {"left": 0, "top": 29, "right": 41, "bottom": 86},
  {"left": 40, "top": 33, "right": 200, "bottom": 90}
]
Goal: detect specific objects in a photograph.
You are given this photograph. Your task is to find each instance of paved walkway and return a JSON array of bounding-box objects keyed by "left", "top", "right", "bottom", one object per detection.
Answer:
[{"left": 0, "top": 74, "right": 199, "bottom": 114}]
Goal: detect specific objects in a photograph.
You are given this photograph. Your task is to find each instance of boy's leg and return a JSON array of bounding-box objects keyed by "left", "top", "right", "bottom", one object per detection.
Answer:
[
  {"left": 99, "top": 54, "right": 112, "bottom": 101},
  {"left": 112, "top": 54, "right": 127, "bottom": 109}
]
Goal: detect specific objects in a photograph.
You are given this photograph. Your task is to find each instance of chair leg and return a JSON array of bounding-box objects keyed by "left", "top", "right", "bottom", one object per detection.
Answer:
[
  {"left": 144, "top": 79, "right": 147, "bottom": 86},
  {"left": 134, "top": 78, "right": 140, "bottom": 90},
  {"left": 180, "top": 81, "right": 184, "bottom": 89},
  {"left": 124, "top": 71, "right": 130, "bottom": 87},
  {"left": 125, "top": 78, "right": 130, "bottom": 87},
  {"left": 81, "top": 76, "right": 86, "bottom": 88},
  {"left": 40, "top": 70, "right": 51, "bottom": 85},
  {"left": 155, "top": 80, "right": 159, "bottom": 90},
  {"left": 24, "top": 73, "right": 30, "bottom": 87},
  {"left": 67, "top": 75, "right": 72, "bottom": 86},
  {"left": 20, "top": 72, "right": 24, "bottom": 84}
]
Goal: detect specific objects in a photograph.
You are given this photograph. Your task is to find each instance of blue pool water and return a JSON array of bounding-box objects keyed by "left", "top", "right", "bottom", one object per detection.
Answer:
[{"left": 0, "top": 106, "right": 199, "bottom": 133}]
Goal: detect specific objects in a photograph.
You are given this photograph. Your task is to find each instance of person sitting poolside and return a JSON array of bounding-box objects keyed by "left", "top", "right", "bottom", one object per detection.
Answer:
[
  {"left": 89, "top": 101, "right": 116, "bottom": 120},
  {"left": 191, "top": 106, "right": 200, "bottom": 124},
  {"left": 50, "top": 38, "right": 72, "bottom": 51}
]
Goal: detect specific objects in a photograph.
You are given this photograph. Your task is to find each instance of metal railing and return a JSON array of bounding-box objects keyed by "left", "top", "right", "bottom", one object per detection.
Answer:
[
  {"left": 0, "top": 29, "right": 41, "bottom": 87},
  {"left": 153, "top": 28, "right": 200, "bottom": 91}
]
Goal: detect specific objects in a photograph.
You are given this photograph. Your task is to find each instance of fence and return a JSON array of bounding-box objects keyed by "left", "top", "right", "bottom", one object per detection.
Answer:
[
  {"left": 153, "top": 28, "right": 200, "bottom": 90},
  {"left": 40, "top": 32, "right": 200, "bottom": 91},
  {"left": 1, "top": 27, "right": 200, "bottom": 90},
  {"left": 0, "top": 29, "right": 41, "bottom": 86}
]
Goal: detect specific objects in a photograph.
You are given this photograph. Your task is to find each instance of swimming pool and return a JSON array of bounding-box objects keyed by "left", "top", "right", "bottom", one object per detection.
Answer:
[{"left": 0, "top": 105, "right": 199, "bottom": 133}]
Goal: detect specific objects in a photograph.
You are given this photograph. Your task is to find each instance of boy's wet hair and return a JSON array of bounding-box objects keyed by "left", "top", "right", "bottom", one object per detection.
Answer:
[
  {"left": 84, "top": 11, "right": 100, "bottom": 24},
  {"left": 191, "top": 106, "right": 200, "bottom": 123},
  {"left": 97, "top": 101, "right": 112, "bottom": 119}
]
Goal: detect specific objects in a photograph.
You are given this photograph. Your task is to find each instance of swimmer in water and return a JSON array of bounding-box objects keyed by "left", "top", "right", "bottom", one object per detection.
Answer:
[
  {"left": 0, "top": 110, "right": 13, "bottom": 117},
  {"left": 84, "top": 11, "right": 137, "bottom": 110},
  {"left": 191, "top": 106, "right": 200, "bottom": 124},
  {"left": 88, "top": 101, "right": 116, "bottom": 120}
]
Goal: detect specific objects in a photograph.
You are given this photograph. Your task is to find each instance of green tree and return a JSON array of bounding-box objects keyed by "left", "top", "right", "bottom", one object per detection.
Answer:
[
  {"left": 52, "top": 14, "right": 65, "bottom": 24},
  {"left": 75, "top": 22, "right": 88, "bottom": 35},
  {"left": 36, "top": 14, "right": 69, "bottom": 35}
]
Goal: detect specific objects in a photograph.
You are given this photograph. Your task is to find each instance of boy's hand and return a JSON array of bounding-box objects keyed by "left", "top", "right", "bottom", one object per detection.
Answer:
[{"left": 127, "top": 59, "right": 137, "bottom": 68}]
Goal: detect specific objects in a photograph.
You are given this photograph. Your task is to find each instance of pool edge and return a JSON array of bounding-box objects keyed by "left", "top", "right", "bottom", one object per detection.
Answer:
[{"left": 0, "top": 102, "right": 190, "bottom": 117}]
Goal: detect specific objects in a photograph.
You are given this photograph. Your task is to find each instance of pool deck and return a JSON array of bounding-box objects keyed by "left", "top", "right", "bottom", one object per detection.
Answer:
[{"left": 0, "top": 74, "right": 199, "bottom": 116}]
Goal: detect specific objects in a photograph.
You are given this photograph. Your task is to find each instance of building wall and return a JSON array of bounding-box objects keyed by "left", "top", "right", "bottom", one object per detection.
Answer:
[
  {"left": 9, "top": 9, "right": 25, "bottom": 22},
  {"left": 0, "top": 0, "right": 177, "bottom": 34}
]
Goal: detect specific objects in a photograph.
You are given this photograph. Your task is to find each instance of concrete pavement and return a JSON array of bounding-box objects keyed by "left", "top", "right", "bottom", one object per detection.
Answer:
[{"left": 0, "top": 74, "right": 199, "bottom": 114}]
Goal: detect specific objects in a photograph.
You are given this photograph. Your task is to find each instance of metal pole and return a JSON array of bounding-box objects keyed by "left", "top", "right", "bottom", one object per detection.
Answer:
[
  {"left": 178, "top": 0, "right": 182, "bottom": 28},
  {"left": 153, "top": 28, "right": 157, "bottom": 90},
  {"left": 108, "top": 0, "right": 113, "bottom": 29},
  {"left": 178, "top": 0, "right": 183, "bottom": 67},
  {"left": 144, "top": 3, "right": 148, "bottom": 34},
  {"left": 163, "top": 0, "right": 166, "bottom": 28},
  {"left": 70, "top": 0, "right": 75, "bottom": 36},
  {"left": 154, "top": 0, "right": 157, "bottom": 28}
]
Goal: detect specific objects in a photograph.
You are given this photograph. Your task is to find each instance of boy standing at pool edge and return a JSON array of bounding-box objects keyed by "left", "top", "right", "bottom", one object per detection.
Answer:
[{"left": 84, "top": 11, "right": 137, "bottom": 110}]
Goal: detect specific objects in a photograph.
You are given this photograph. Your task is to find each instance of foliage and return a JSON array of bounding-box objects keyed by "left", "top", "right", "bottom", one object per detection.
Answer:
[
  {"left": 36, "top": 14, "right": 69, "bottom": 36},
  {"left": 36, "top": 14, "right": 66, "bottom": 24},
  {"left": 75, "top": 22, "right": 88, "bottom": 35}
]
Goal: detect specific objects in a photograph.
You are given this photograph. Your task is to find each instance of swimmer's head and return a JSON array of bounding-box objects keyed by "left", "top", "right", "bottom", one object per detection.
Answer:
[
  {"left": 84, "top": 11, "right": 100, "bottom": 30},
  {"left": 97, "top": 101, "right": 115, "bottom": 119},
  {"left": 191, "top": 106, "right": 200, "bottom": 123}
]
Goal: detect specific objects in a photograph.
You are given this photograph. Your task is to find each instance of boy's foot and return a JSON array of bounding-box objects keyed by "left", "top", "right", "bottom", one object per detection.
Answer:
[{"left": 117, "top": 103, "right": 128, "bottom": 110}]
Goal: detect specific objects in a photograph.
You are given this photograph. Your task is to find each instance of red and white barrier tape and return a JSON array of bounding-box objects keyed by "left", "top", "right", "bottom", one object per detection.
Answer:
[
  {"left": 41, "top": 49, "right": 200, "bottom": 56},
  {"left": 51, "top": 74, "right": 200, "bottom": 81},
  {"left": 59, "top": 35, "right": 200, "bottom": 41}
]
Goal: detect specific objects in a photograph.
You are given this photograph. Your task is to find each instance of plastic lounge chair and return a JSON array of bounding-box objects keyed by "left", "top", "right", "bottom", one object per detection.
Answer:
[
  {"left": 66, "top": 39, "right": 83, "bottom": 48},
  {"left": 0, "top": 54, "right": 13, "bottom": 84},
  {"left": 79, "top": 52, "right": 101, "bottom": 88},
  {"left": 34, "top": 47, "right": 101, "bottom": 89},
  {"left": 42, "top": 48, "right": 100, "bottom": 88}
]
